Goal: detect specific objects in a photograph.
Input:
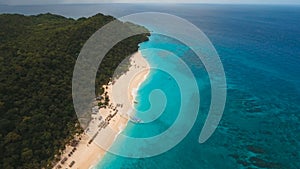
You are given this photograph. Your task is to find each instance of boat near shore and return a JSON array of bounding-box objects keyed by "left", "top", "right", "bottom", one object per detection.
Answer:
[{"left": 130, "top": 116, "right": 143, "bottom": 123}]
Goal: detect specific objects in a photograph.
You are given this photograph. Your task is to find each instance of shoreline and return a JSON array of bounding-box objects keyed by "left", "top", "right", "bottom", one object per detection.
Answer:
[{"left": 53, "top": 51, "right": 150, "bottom": 169}]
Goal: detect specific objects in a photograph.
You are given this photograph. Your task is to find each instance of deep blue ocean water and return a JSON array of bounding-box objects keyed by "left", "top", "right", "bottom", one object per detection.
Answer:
[{"left": 1, "top": 4, "right": 299, "bottom": 169}]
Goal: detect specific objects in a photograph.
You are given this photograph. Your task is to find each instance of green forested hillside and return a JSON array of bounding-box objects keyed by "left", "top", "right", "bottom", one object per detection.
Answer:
[{"left": 0, "top": 13, "right": 149, "bottom": 169}]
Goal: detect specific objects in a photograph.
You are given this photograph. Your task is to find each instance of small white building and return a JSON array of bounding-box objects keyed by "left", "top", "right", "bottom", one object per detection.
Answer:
[{"left": 92, "top": 106, "right": 99, "bottom": 114}]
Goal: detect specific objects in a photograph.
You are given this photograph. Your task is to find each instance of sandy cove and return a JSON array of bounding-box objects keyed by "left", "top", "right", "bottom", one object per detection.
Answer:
[{"left": 53, "top": 51, "right": 150, "bottom": 169}]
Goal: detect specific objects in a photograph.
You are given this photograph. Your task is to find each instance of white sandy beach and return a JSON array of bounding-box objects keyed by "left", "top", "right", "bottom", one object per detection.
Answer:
[{"left": 53, "top": 51, "right": 149, "bottom": 169}]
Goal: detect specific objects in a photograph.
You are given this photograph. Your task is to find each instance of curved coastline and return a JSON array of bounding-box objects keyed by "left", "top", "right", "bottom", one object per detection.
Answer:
[{"left": 53, "top": 51, "right": 150, "bottom": 169}]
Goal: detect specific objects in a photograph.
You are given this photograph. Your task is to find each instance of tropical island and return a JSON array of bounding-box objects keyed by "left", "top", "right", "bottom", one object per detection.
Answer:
[{"left": 0, "top": 13, "right": 149, "bottom": 169}]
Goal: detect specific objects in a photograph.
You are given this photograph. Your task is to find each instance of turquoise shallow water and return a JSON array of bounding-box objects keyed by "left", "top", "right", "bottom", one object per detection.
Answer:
[{"left": 96, "top": 33, "right": 211, "bottom": 168}]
